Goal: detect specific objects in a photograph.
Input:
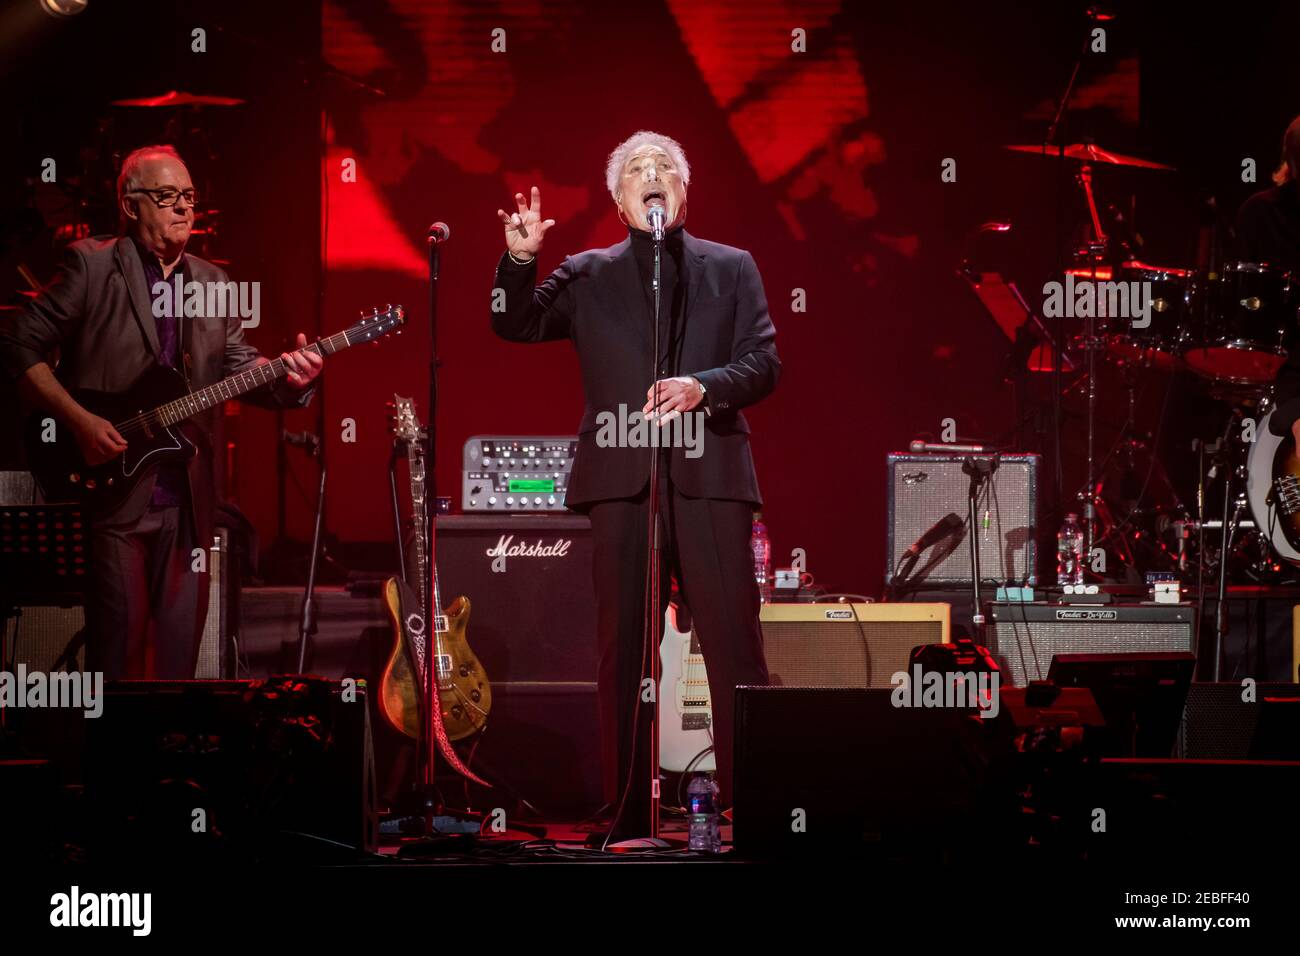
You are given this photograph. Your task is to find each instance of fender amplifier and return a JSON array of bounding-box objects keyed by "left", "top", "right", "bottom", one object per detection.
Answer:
[
  {"left": 886, "top": 453, "right": 1039, "bottom": 587},
  {"left": 759, "top": 602, "right": 949, "bottom": 688},
  {"left": 987, "top": 602, "right": 1195, "bottom": 687}
]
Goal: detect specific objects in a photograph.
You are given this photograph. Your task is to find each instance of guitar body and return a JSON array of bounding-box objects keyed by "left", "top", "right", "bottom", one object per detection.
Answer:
[
  {"left": 1246, "top": 406, "right": 1300, "bottom": 565},
  {"left": 437, "top": 595, "right": 492, "bottom": 741},
  {"left": 658, "top": 602, "right": 715, "bottom": 773},
  {"left": 379, "top": 576, "right": 427, "bottom": 739},
  {"left": 24, "top": 364, "right": 196, "bottom": 512}
]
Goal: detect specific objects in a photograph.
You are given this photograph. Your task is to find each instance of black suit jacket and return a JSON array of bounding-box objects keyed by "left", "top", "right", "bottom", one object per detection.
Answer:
[
  {"left": 0, "top": 235, "right": 313, "bottom": 546},
  {"left": 491, "top": 230, "right": 780, "bottom": 508}
]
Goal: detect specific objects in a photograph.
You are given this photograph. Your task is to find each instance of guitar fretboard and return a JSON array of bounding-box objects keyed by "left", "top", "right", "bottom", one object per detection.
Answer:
[{"left": 117, "top": 329, "right": 356, "bottom": 437}]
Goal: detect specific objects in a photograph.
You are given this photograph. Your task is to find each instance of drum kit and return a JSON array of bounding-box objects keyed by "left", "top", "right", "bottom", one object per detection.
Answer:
[{"left": 1007, "top": 141, "right": 1300, "bottom": 585}]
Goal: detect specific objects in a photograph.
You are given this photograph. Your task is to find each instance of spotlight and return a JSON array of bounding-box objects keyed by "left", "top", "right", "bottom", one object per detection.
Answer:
[{"left": 40, "top": 0, "right": 88, "bottom": 17}]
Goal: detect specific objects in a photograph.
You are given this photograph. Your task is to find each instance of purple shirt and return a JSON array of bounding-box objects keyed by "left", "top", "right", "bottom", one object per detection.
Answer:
[{"left": 134, "top": 240, "right": 187, "bottom": 507}]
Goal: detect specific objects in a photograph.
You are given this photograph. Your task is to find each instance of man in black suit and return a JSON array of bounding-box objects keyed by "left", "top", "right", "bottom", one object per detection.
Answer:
[
  {"left": 491, "top": 131, "right": 780, "bottom": 837},
  {"left": 0, "top": 145, "right": 322, "bottom": 679}
]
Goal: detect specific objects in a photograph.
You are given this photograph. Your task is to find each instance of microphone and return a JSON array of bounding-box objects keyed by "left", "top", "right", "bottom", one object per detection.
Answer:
[
  {"left": 427, "top": 222, "right": 450, "bottom": 243},
  {"left": 282, "top": 429, "right": 320, "bottom": 450},
  {"left": 904, "top": 513, "right": 965, "bottom": 558},
  {"left": 647, "top": 205, "right": 665, "bottom": 241}
]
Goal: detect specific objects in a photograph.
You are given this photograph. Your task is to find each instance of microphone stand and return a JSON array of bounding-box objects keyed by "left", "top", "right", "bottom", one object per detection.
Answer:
[
  {"left": 609, "top": 210, "right": 666, "bottom": 844},
  {"left": 962, "top": 456, "right": 998, "bottom": 643},
  {"left": 294, "top": 434, "right": 324, "bottom": 672},
  {"left": 646, "top": 217, "right": 663, "bottom": 840},
  {"left": 417, "top": 223, "right": 448, "bottom": 828}
]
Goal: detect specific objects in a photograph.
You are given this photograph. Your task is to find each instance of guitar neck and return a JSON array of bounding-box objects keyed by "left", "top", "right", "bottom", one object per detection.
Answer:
[
  {"left": 143, "top": 331, "right": 348, "bottom": 430},
  {"left": 405, "top": 438, "right": 443, "bottom": 628}
]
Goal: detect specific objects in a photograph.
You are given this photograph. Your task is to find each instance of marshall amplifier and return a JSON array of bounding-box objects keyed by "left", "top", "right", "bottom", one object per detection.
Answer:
[
  {"left": 987, "top": 603, "right": 1195, "bottom": 687},
  {"left": 432, "top": 514, "right": 602, "bottom": 812},
  {"left": 886, "top": 453, "right": 1039, "bottom": 588},
  {"left": 760, "top": 602, "right": 950, "bottom": 688}
]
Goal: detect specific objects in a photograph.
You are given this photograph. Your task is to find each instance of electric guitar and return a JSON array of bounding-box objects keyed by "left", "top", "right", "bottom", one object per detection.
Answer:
[
  {"left": 1246, "top": 406, "right": 1300, "bottom": 565},
  {"left": 658, "top": 601, "right": 715, "bottom": 773},
  {"left": 24, "top": 305, "right": 405, "bottom": 513},
  {"left": 380, "top": 395, "right": 491, "bottom": 744}
]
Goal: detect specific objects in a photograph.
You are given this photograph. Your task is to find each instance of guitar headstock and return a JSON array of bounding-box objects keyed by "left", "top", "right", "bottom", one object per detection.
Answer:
[
  {"left": 388, "top": 394, "right": 425, "bottom": 445},
  {"left": 347, "top": 304, "right": 405, "bottom": 345}
]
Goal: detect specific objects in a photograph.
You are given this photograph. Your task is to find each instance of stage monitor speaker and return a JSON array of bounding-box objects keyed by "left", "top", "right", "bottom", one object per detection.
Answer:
[
  {"left": 1179, "top": 681, "right": 1300, "bottom": 759},
  {"left": 733, "top": 687, "right": 991, "bottom": 859},
  {"left": 986, "top": 603, "right": 1194, "bottom": 687},
  {"left": 86, "top": 678, "right": 376, "bottom": 858},
  {"left": 885, "top": 453, "right": 1039, "bottom": 587},
  {"left": 759, "top": 602, "right": 949, "bottom": 688}
]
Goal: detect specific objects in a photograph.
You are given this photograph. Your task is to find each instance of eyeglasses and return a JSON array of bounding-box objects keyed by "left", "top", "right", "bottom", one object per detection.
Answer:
[{"left": 129, "top": 187, "right": 199, "bottom": 208}]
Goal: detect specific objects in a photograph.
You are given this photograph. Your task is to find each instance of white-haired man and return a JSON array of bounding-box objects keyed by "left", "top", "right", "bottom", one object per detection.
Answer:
[
  {"left": 491, "top": 131, "right": 780, "bottom": 838},
  {"left": 0, "top": 145, "right": 323, "bottom": 679}
]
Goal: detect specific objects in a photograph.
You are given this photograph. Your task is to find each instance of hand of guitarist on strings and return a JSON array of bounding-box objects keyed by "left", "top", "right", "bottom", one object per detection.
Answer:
[
  {"left": 72, "top": 412, "right": 128, "bottom": 466},
  {"left": 258, "top": 333, "right": 324, "bottom": 389}
]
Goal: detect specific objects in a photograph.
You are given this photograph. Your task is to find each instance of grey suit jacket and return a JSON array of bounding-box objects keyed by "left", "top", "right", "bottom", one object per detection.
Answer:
[{"left": 0, "top": 235, "right": 313, "bottom": 544}]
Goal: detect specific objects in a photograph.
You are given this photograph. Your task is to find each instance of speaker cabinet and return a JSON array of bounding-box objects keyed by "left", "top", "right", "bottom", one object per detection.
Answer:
[
  {"left": 760, "top": 602, "right": 949, "bottom": 688},
  {"left": 886, "top": 453, "right": 1039, "bottom": 587},
  {"left": 986, "top": 603, "right": 1195, "bottom": 687},
  {"left": 86, "top": 678, "right": 376, "bottom": 858},
  {"left": 422, "top": 515, "right": 603, "bottom": 811},
  {"left": 733, "top": 687, "right": 990, "bottom": 858},
  {"left": 1179, "top": 682, "right": 1300, "bottom": 758}
]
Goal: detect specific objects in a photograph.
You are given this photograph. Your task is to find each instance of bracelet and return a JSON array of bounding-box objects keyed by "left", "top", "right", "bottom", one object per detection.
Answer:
[{"left": 507, "top": 250, "right": 535, "bottom": 266}]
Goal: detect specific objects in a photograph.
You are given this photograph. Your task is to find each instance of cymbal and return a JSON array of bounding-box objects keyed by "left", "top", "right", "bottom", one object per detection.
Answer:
[
  {"left": 111, "top": 90, "right": 245, "bottom": 108},
  {"left": 1005, "top": 143, "right": 1174, "bottom": 170}
]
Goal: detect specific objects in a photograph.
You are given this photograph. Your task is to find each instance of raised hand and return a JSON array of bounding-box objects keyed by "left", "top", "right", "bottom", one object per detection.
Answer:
[{"left": 497, "top": 186, "right": 556, "bottom": 259}]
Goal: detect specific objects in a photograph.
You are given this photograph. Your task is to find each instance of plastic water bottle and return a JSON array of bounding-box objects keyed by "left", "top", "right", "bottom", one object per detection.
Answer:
[
  {"left": 687, "top": 773, "right": 721, "bottom": 852},
  {"left": 1056, "top": 513, "right": 1085, "bottom": 587},
  {"left": 751, "top": 512, "right": 773, "bottom": 604}
]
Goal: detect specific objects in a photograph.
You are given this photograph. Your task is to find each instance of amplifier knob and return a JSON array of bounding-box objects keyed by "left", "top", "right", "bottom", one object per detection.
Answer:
[
  {"left": 488, "top": 496, "right": 497, "bottom": 505},
  {"left": 534, "top": 497, "right": 542, "bottom": 505},
  {"left": 548, "top": 496, "right": 556, "bottom": 505},
  {"left": 506, "top": 497, "right": 514, "bottom": 505}
]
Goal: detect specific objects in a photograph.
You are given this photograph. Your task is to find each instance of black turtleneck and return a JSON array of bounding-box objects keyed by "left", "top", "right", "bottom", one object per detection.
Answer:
[{"left": 628, "top": 224, "right": 686, "bottom": 374}]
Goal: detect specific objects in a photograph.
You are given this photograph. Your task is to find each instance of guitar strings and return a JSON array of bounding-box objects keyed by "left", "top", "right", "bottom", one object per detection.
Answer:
[{"left": 110, "top": 339, "right": 337, "bottom": 434}]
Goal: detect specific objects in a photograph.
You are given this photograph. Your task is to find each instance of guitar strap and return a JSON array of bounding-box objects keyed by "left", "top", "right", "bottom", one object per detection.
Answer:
[
  {"left": 424, "top": 514, "right": 488, "bottom": 788},
  {"left": 426, "top": 667, "right": 488, "bottom": 787}
]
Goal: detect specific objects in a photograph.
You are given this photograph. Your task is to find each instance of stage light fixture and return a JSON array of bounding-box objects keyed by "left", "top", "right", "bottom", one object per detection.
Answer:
[{"left": 39, "top": 0, "right": 88, "bottom": 17}]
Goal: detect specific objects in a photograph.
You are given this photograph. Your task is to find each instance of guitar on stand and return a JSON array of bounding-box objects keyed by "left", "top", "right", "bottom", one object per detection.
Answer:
[
  {"left": 380, "top": 395, "right": 489, "bottom": 797},
  {"left": 658, "top": 601, "right": 715, "bottom": 774}
]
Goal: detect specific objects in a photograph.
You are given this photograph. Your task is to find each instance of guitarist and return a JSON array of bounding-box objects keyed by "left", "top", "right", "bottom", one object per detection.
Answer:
[
  {"left": 0, "top": 145, "right": 322, "bottom": 679},
  {"left": 491, "top": 131, "right": 780, "bottom": 838}
]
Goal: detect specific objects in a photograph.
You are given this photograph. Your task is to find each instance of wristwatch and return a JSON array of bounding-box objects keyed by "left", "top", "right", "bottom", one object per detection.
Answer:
[{"left": 692, "top": 376, "right": 710, "bottom": 415}]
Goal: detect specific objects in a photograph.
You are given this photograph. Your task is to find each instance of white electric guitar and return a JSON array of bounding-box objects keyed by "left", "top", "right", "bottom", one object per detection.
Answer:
[{"left": 658, "top": 602, "right": 715, "bottom": 773}]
